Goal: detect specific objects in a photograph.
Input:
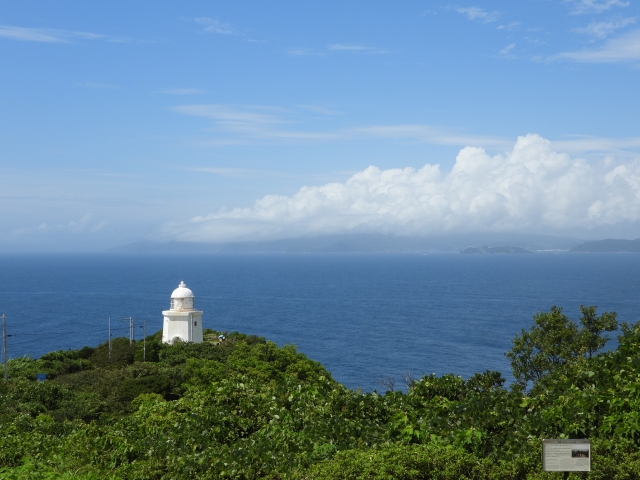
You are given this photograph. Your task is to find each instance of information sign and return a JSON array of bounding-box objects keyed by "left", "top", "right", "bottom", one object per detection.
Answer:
[
  {"left": 36, "top": 373, "right": 46, "bottom": 382},
  {"left": 542, "top": 439, "right": 590, "bottom": 472}
]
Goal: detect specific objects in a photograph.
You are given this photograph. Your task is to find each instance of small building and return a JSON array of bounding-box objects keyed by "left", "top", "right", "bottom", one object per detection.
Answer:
[{"left": 162, "top": 281, "right": 203, "bottom": 344}]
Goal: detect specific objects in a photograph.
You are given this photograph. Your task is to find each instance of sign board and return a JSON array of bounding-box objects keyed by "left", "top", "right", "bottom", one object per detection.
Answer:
[
  {"left": 36, "top": 373, "right": 46, "bottom": 382},
  {"left": 542, "top": 439, "right": 590, "bottom": 472}
]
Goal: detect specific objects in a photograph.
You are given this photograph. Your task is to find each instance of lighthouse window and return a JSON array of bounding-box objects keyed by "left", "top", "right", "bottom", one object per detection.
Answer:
[{"left": 194, "top": 321, "right": 197, "bottom": 326}]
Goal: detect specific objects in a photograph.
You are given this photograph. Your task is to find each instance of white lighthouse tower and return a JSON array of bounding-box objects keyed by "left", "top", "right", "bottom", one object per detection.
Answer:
[{"left": 162, "top": 281, "right": 204, "bottom": 344}]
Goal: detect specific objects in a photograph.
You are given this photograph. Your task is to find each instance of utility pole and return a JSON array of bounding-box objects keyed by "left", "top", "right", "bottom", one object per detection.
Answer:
[
  {"left": 139, "top": 319, "right": 146, "bottom": 362},
  {"left": 108, "top": 317, "right": 112, "bottom": 359},
  {"left": 122, "top": 317, "right": 134, "bottom": 345},
  {"left": 2, "top": 315, "right": 7, "bottom": 383}
]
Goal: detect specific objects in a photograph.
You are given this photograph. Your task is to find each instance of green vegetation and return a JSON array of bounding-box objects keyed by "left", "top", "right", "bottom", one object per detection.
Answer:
[{"left": 0, "top": 306, "right": 639, "bottom": 479}]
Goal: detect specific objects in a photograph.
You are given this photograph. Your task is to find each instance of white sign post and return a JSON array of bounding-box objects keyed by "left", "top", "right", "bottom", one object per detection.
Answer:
[{"left": 542, "top": 439, "right": 590, "bottom": 476}]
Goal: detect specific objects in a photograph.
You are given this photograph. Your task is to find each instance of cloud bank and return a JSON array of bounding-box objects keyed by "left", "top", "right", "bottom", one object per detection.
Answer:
[
  {"left": 164, "top": 134, "right": 640, "bottom": 242},
  {"left": 556, "top": 29, "right": 640, "bottom": 62}
]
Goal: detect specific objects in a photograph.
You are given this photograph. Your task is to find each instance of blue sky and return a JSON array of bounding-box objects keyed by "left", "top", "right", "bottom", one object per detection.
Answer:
[{"left": 2, "top": 1, "right": 640, "bottom": 250}]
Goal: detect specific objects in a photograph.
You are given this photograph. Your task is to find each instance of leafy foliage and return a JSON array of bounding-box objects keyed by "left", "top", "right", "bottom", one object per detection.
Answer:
[
  {"left": 0, "top": 309, "right": 639, "bottom": 479},
  {"left": 506, "top": 305, "right": 617, "bottom": 391}
]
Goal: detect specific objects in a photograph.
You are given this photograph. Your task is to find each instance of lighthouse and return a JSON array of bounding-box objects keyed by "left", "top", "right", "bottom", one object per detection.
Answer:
[{"left": 162, "top": 281, "right": 204, "bottom": 344}]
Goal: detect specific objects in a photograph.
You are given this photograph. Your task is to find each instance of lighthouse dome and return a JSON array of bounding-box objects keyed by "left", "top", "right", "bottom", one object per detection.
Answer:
[
  {"left": 170, "top": 281, "right": 195, "bottom": 310},
  {"left": 171, "top": 281, "right": 194, "bottom": 299}
]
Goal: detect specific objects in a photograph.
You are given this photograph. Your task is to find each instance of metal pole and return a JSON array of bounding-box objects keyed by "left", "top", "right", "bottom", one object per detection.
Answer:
[
  {"left": 122, "top": 317, "right": 134, "bottom": 345},
  {"left": 2, "top": 315, "right": 7, "bottom": 383},
  {"left": 139, "top": 319, "right": 146, "bottom": 362}
]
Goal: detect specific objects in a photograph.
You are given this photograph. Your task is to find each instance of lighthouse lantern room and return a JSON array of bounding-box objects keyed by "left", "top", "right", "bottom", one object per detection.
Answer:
[{"left": 162, "top": 281, "right": 204, "bottom": 344}]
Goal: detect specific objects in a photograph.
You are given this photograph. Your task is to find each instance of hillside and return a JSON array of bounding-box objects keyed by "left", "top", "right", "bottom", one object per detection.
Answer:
[
  {"left": 569, "top": 238, "right": 640, "bottom": 253},
  {"left": 1, "top": 309, "right": 640, "bottom": 479}
]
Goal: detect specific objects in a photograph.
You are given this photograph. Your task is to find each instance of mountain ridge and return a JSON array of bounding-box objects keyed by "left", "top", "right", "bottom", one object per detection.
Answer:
[
  {"left": 111, "top": 233, "right": 581, "bottom": 254},
  {"left": 569, "top": 238, "right": 640, "bottom": 253}
]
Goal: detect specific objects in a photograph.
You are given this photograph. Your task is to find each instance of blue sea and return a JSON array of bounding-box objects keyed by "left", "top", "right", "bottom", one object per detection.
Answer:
[{"left": 2, "top": 253, "right": 639, "bottom": 391}]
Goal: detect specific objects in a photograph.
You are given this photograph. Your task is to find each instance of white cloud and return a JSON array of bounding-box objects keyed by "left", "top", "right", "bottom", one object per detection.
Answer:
[
  {"left": 349, "top": 125, "right": 507, "bottom": 147},
  {"left": 456, "top": 7, "right": 499, "bottom": 23},
  {"left": 497, "top": 22, "right": 521, "bottom": 31},
  {"left": 497, "top": 43, "right": 516, "bottom": 58},
  {"left": 573, "top": 17, "right": 636, "bottom": 38},
  {"left": 67, "top": 213, "right": 106, "bottom": 233},
  {"left": 9, "top": 213, "right": 107, "bottom": 236},
  {"left": 172, "top": 104, "right": 508, "bottom": 147},
  {"left": 286, "top": 47, "right": 326, "bottom": 56},
  {"left": 568, "top": 0, "right": 629, "bottom": 15},
  {"left": 157, "top": 88, "right": 208, "bottom": 95},
  {"left": 0, "top": 25, "right": 129, "bottom": 43},
  {"left": 173, "top": 104, "right": 288, "bottom": 134},
  {"left": 162, "top": 134, "right": 640, "bottom": 242},
  {"left": 287, "top": 44, "right": 388, "bottom": 56},
  {"left": 193, "top": 17, "right": 265, "bottom": 42},
  {"left": 194, "top": 17, "right": 236, "bottom": 35},
  {"left": 184, "top": 167, "right": 297, "bottom": 179},
  {"left": 551, "top": 135, "right": 640, "bottom": 153},
  {"left": 328, "top": 44, "right": 388, "bottom": 54},
  {"left": 172, "top": 104, "right": 640, "bottom": 157},
  {"left": 524, "top": 36, "right": 547, "bottom": 46},
  {"left": 0, "top": 25, "right": 68, "bottom": 42},
  {"left": 554, "top": 29, "right": 640, "bottom": 62}
]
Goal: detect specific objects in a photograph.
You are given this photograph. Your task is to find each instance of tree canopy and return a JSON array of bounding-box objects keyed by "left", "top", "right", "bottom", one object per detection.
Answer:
[{"left": 506, "top": 305, "right": 617, "bottom": 391}]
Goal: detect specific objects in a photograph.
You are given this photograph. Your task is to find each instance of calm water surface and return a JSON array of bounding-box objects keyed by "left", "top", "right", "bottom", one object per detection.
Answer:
[{"left": 2, "top": 253, "right": 639, "bottom": 391}]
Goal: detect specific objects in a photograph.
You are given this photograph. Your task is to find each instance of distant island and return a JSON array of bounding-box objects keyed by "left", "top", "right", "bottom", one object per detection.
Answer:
[
  {"left": 460, "top": 245, "right": 532, "bottom": 254},
  {"left": 569, "top": 238, "right": 640, "bottom": 253}
]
